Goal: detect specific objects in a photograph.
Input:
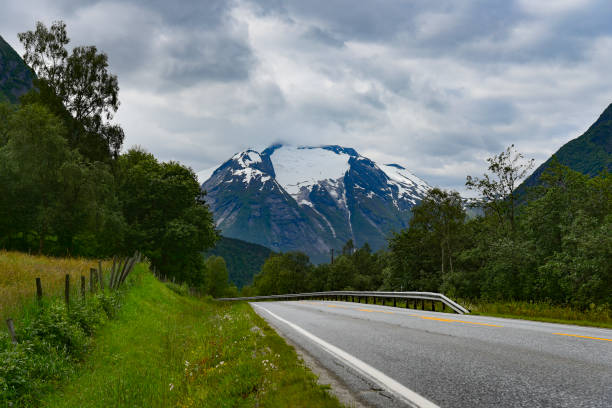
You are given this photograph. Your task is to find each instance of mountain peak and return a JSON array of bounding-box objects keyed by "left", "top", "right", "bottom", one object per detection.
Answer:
[
  {"left": 319, "top": 145, "right": 359, "bottom": 156},
  {"left": 232, "top": 150, "right": 262, "bottom": 168},
  {"left": 593, "top": 103, "right": 612, "bottom": 126},
  {"left": 201, "top": 144, "right": 430, "bottom": 262},
  {"left": 519, "top": 102, "right": 612, "bottom": 191}
]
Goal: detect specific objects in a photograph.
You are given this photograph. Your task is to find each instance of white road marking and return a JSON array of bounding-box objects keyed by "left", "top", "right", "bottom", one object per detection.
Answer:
[{"left": 252, "top": 303, "right": 439, "bottom": 408}]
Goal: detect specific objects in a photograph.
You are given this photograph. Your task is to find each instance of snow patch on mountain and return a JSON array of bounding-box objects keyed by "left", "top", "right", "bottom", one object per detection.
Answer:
[
  {"left": 233, "top": 167, "right": 264, "bottom": 184},
  {"left": 380, "top": 163, "right": 430, "bottom": 198},
  {"left": 268, "top": 146, "right": 351, "bottom": 198},
  {"left": 233, "top": 150, "right": 262, "bottom": 167}
]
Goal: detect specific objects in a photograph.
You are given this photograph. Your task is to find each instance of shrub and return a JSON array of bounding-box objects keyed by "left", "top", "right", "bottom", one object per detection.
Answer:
[{"left": 0, "top": 289, "right": 124, "bottom": 405}]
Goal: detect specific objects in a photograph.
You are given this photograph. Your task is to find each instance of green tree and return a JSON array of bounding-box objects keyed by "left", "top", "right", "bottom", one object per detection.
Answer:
[
  {"left": 466, "top": 144, "right": 534, "bottom": 233},
  {"left": 254, "top": 252, "right": 311, "bottom": 295},
  {"left": 204, "top": 256, "right": 229, "bottom": 298},
  {"left": 0, "top": 102, "right": 15, "bottom": 147},
  {"left": 18, "top": 21, "right": 69, "bottom": 95},
  {"left": 411, "top": 188, "right": 466, "bottom": 276},
  {"left": 1, "top": 104, "right": 70, "bottom": 252},
  {"left": 117, "top": 148, "right": 218, "bottom": 284},
  {"left": 19, "top": 21, "right": 122, "bottom": 162}
]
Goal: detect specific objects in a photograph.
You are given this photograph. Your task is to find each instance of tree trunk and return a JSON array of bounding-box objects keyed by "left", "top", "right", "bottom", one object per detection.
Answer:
[
  {"left": 441, "top": 244, "right": 445, "bottom": 275},
  {"left": 448, "top": 242, "right": 454, "bottom": 275}
]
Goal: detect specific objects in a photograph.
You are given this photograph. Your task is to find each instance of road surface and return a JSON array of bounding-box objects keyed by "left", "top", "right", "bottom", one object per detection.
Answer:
[{"left": 251, "top": 300, "right": 611, "bottom": 408}]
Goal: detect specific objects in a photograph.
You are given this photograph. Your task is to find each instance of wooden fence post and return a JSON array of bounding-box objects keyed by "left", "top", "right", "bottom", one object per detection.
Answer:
[
  {"left": 6, "top": 318, "right": 17, "bottom": 344},
  {"left": 64, "top": 274, "right": 70, "bottom": 308},
  {"left": 36, "top": 277, "right": 43, "bottom": 303},
  {"left": 110, "top": 257, "right": 119, "bottom": 290},
  {"left": 98, "top": 260, "right": 104, "bottom": 290},
  {"left": 90, "top": 268, "right": 96, "bottom": 293},
  {"left": 81, "top": 275, "right": 86, "bottom": 300}
]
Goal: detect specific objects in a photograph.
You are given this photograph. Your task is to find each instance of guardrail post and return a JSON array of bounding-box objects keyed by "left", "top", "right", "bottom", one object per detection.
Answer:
[
  {"left": 431, "top": 300, "right": 435, "bottom": 311},
  {"left": 420, "top": 299, "right": 424, "bottom": 310},
  {"left": 442, "top": 303, "right": 446, "bottom": 312},
  {"left": 393, "top": 298, "right": 396, "bottom": 307}
]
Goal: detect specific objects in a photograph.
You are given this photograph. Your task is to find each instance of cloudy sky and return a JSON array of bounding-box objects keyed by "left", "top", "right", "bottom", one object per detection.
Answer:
[{"left": 2, "top": 0, "right": 611, "bottom": 193}]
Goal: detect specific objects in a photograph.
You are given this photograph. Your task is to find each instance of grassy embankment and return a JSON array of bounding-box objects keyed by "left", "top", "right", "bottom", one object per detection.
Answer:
[{"left": 39, "top": 271, "right": 342, "bottom": 406}]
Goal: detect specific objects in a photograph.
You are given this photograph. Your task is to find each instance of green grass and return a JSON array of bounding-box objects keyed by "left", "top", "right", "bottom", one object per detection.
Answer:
[
  {"left": 42, "top": 272, "right": 343, "bottom": 407},
  {"left": 463, "top": 300, "right": 612, "bottom": 329}
]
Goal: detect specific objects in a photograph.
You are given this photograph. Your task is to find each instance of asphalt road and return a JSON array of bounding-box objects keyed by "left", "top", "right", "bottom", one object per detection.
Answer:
[{"left": 251, "top": 300, "right": 612, "bottom": 408}]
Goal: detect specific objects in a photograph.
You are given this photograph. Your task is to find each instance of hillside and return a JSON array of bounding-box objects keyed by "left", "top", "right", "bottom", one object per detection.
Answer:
[
  {"left": 0, "top": 251, "right": 341, "bottom": 406},
  {"left": 201, "top": 145, "right": 430, "bottom": 263},
  {"left": 0, "top": 35, "right": 33, "bottom": 103},
  {"left": 205, "top": 236, "right": 273, "bottom": 288},
  {"left": 519, "top": 103, "right": 612, "bottom": 192}
]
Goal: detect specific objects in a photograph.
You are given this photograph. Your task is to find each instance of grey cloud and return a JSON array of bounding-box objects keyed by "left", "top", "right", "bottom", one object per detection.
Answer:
[
  {"left": 3, "top": 0, "right": 612, "bottom": 194},
  {"left": 161, "top": 33, "right": 254, "bottom": 86},
  {"left": 464, "top": 98, "right": 518, "bottom": 125},
  {"left": 303, "top": 26, "right": 345, "bottom": 48},
  {"left": 63, "top": 0, "right": 255, "bottom": 88}
]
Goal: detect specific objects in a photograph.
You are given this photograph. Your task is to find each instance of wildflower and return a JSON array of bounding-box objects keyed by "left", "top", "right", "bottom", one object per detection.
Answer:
[{"left": 169, "top": 383, "right": 174, "bottom": 391}]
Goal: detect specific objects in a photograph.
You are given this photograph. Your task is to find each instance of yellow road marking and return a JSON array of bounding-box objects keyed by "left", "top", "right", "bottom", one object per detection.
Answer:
[
  {"left": 357, "top": 308, "right": 394, "bottom": 314},
  {"left": 419, "top": 316, "right": 503, "bottom": 327},
  {"left": 552, "top": 333, "right": 612, "bottom": 342}
]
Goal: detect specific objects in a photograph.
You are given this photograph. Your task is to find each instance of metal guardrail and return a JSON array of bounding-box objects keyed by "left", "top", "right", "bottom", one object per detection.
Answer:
[{"left": 217, "top": 291, "right": 470, "bottom": 314}]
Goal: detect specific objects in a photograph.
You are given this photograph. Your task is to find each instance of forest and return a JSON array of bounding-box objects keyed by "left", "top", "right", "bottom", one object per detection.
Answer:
[{"left": 0, "top": 22, "right": 222, "bottom": 292}]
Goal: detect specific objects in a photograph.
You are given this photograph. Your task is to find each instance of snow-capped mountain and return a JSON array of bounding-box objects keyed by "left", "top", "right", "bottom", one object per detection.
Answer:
[{"left": 201, "top": 145, "right": 430, "bottom": 262}]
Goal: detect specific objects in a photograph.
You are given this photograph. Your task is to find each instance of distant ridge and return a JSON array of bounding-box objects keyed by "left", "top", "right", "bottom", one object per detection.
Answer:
[
  {"left": 205, "top": 236, "right": 273, "bottom": 288},
  {"left": 519, "top": 103, "right": 612, "bottom": 193},
  {"left": 0, "top": 35, "right": 33, "bottom": 103}
]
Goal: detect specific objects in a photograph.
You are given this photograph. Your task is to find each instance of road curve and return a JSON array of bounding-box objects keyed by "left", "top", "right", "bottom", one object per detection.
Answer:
[{"left": 251, "top": 300, "right": 612, "bottom": 408}]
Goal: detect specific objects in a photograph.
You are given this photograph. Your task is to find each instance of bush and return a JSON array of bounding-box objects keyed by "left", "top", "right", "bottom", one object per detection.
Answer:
[
  {"left": 165, "top": 281, "right": 190, "bottom": 296},
  {"left": 20, "top": 301, "right": 89, "bottom": 356},
  {"left": 0, "top": 289, "right": 124, "bottom": 405}
]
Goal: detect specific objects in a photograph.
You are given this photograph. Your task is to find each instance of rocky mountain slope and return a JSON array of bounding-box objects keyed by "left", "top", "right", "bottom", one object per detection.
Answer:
[
  {"left": 0, "top": 35, "right": 33, "bottom": 104},
  {"left": 201, "top": 145, "right": 430, "bottom": 262}
]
